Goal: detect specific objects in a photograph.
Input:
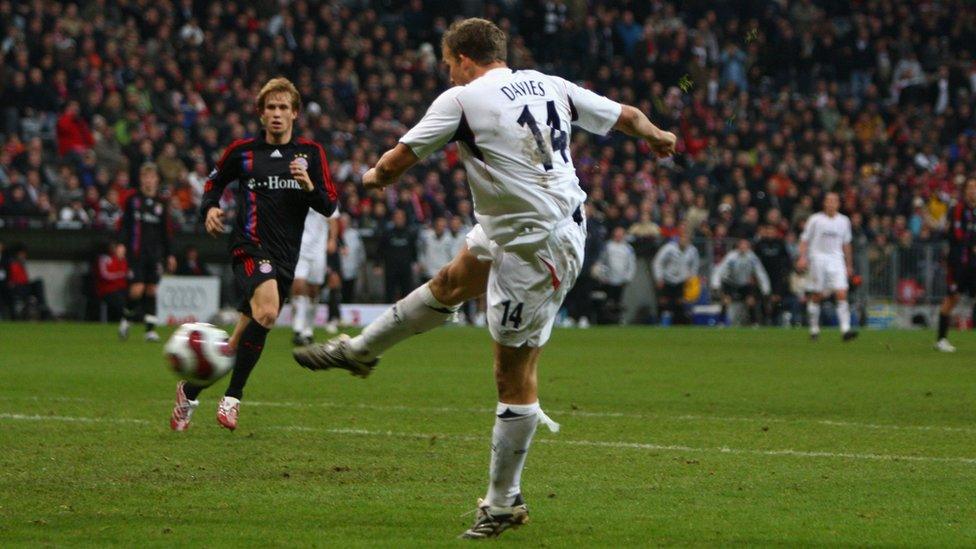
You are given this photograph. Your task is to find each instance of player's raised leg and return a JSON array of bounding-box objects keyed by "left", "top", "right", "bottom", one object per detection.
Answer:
[{"left": 293, "top": 245, "right": 490, "bottom": 375}]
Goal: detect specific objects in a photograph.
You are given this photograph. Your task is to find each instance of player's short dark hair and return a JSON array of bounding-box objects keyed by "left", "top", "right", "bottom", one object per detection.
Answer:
[{"left": 441, "top": 18, "right": 507, "bottom": 65}]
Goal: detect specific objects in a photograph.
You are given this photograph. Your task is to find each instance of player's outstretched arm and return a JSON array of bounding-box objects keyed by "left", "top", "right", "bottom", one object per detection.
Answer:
[
  {"left": 613, "top": 105, "right": 677, "bottom": 158},
  {"left": 362, "top": 144, "right": 419, "bottom": 190}
]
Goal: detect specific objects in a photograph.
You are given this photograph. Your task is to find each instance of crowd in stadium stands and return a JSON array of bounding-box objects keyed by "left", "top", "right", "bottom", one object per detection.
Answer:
[{"left": 1, "top": 0, "right": 975, "bottom": 323}]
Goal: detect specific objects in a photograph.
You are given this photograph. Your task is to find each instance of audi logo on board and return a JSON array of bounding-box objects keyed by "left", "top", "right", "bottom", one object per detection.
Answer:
[{"left": 160, "top": 285, "right": 209, "bottom": 310}]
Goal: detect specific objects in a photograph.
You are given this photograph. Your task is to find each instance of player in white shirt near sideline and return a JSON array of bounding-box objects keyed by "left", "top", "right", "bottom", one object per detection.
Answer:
[
  {"left": 797, "top": 192, "right": 859, "bottom": 341},
  {"left": 290, "top": 207, "right": 339, "bottom": 346},
  {"left": 293, "top": 18, "right": 676, "bottom": 539}
]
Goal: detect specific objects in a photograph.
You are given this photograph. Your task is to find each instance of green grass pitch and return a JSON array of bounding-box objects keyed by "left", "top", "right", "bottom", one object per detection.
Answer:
[{"left": 1, "top": 322, "right": 975, "bottom": 546}]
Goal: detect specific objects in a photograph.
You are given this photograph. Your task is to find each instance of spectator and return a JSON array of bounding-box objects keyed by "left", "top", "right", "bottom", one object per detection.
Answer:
[
  {"left": 379, "top": 209, "right": 417, "bottom": 302},
  {"left": 4, "top": 243, "right": 52, "bottom": 320},
  {"left": 418, "top": 216, "right": 454, "bottom": 283},
  {"left": 754, "top": 223, "right": 793, "bottom": 325},
  {"left": 55, "top": 101, "right": 94, "bottom": 159},
  {"left": 0, "top": 185, "right": 36, "bottom": 217},
  {"left": 339, "top": 213, "right": 366, "bottom": 303},
  {"left": 94, "top": 241, "right": 129, "bottom": 321},
  {"left": 156, "top": 142, "right": 187, "bottom": 188},
  {"left": 594, "top": 226, "right": 637, "bottom": 323},
  {"left": 176, "top": 246, "right": 210, "bottom": 276},
  {"left": 652, "top": 233, "right": 700, "bottom": 324},
  {"left": 711, "top": 239, "right": 771, "bottom": 326}
]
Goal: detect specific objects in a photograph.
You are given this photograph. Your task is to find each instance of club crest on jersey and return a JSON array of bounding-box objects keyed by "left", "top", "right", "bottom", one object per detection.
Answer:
[
  {"left": 258, "top": 260, "right": 273, "bottom": 274},
  {"left": 293, "top": 153, "right": 309, "bottom": 171}
]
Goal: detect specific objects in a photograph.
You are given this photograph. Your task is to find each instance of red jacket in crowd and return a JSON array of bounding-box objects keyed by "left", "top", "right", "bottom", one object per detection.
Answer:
[
  {"left": 6, "top": 259, "right": 28, "bottom": 287},
  {"left": 56, "top": 111, "right": 94, "bottom": 157},
  {"left": 95, "top": 254, "right": 128, "bottom": 297}
]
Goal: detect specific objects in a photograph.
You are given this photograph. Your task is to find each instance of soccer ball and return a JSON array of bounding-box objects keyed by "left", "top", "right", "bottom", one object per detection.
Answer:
[{"left": 164, "top": 323, "right": 235, "bottom": 383}]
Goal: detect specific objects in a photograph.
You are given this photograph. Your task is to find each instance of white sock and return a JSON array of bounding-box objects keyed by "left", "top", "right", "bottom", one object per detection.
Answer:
[
  {"left": 349, "top": 283, "right": 457, "bottom": 360},
  {"left": 292, "top": 295, "right": 309, "bottom": 335},
  {"left": 807, "top": 301, "right": 821, "bottom": 334},
  {"left": 303, "top": 294, "right": 317, "bottom": 338},
  {"left": 837, "top": 300, "right": 851, "bottom": 333},
  {"left": 484, "top": 401, "right": 559, "bottom": 508}
]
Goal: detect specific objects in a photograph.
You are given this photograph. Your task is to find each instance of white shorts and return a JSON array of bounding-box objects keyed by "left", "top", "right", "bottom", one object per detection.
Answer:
[
  {"left": 466, "top": 220, "right": 585, "bottom": 348},
  {"left": 294, "top": 249, "right": 326, "bottom": 285},
  {"left": 807, "top": 256, "right": 848, "bottom": 293}
]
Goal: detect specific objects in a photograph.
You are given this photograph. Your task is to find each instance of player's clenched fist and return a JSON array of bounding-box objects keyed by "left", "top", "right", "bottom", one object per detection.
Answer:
[
  {"left": 205, "top": 207, "right": 225, "bottom": 236},
  {"left": 361, "top": 167, "right": 381, "bottom": 190},
  {"left": 649, "top": 130, "right": 677, "bottom": 158},
  {"left": 290, "top": 159, "right": 314, "bottom": 192}
]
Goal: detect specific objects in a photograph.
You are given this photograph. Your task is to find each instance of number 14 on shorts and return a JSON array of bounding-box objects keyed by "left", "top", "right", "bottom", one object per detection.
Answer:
[{"left": 500, "top": 300, "right": 524, "bottom": 329}]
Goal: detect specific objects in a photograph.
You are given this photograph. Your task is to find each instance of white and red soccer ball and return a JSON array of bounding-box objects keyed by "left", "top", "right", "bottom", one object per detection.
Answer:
[{"left": 164, "top": 323, "right": 235, "bottom": 383}]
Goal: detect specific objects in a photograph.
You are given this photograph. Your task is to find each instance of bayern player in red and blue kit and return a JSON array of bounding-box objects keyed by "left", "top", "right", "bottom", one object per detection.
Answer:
[
  {"left": 935, "top": 176, "right": 976, "bottom": 352},
  {"left": 170, "top": 77, "right": 337, "bottom": 430}
]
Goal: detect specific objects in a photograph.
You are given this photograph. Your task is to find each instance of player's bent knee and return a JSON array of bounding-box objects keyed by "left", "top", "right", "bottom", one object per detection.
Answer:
[
  {"left": 429, "top": 268, "right": 465, "bottom": 306},
  {"left": 251, "top": 305, "right": 279, "bottom": 328}
]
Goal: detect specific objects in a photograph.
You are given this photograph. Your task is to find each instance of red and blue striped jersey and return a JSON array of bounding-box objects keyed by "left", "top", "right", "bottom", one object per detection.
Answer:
[
  {"left": 120, "top": 192, "right": 172, "bottom": 259},
  {"left": 948, "top": 200, "right": 976, "bottom": 267},
  {"left": 200, "top": 134, "right": 337, "bottom": 278}
]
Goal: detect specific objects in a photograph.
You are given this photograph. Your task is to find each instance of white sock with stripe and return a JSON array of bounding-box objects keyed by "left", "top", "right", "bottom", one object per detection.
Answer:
[
  {"left": 807, "top": 301, "right": 821, "bottom": 335},
  {"left": 349, "top": 283, "right": 457, "bottom": 360},
  {"left": 303, "top": 294, "right": 317, "bottom": 338},
  {"left": 837, "top": 300, "right": 851, "bottom": 333},
  {"left": 292, "top": 295, "right": 309, "bottom": 335},
  {"left": 484, "top": 401, "right": 559, "bottom": 508}
]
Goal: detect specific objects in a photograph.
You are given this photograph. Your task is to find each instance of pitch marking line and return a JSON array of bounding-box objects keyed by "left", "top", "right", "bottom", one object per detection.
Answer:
[
  {"left": 0, "top": 413, "right": 151, "bottom": 424},
  {"left": 272, "top": 426, "right": 976, "bottom": 465},
  {"left": 2, "top": 395, "right": 975, "bottom": 435},
  {"left": 2, "top": 412, "right": 975, "bottom": 466},
  {"left": 244, "top": 401, "right": 976, "bottom": 434}
]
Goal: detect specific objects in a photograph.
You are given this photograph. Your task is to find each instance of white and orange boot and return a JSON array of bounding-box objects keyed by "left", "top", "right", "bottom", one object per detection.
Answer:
[{"left": 216, "top": 396, "right": 240, "bottom": 430}]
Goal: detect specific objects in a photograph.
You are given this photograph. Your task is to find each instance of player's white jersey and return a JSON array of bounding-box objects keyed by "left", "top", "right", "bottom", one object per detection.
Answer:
[
  {"left": 400, "top": 68, "right": 621, "bottom": 248},
  {"left": 298, "top": 207, "right": 339, "bottom": 257},
  {"left": 800, "top": 212, "right": 852, "bottom": 261}
]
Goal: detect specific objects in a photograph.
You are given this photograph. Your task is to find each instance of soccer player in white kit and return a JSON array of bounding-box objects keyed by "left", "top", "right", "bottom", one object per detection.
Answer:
[
  {"left": 290, "top": 208, "right": 339, "bottom": 345},
  {"left": 293, "top": 18, "right": 676, "bottom": 538},
  {"left": 797, "top": 192, "right": 859, "bottom": 341}
]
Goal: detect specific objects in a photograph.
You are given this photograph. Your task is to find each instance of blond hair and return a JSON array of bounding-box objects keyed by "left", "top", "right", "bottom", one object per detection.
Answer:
[{"left": 256, "top": 77, "right": 301, "bottom": 114}]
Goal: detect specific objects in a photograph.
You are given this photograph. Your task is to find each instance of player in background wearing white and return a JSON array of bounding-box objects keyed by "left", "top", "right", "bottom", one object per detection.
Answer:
[
  {"left": 797, "top": 192, "right": 859, "bottom": 341},
  {"left": 291, "top": 208, "right": 340, "bottom": 345},
  {"left": 418, "top": 216, "right": 455, "bottom": 283},
  {"left": 293, "top": 18, "right": 676, "bottom": 539}
]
